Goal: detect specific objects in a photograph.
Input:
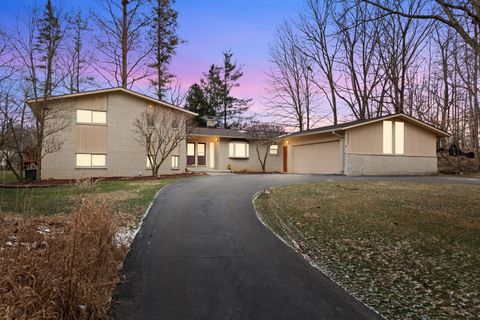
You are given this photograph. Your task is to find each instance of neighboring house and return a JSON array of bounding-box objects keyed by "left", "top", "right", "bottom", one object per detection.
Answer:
[
  {"left": 282, "top": 113, "right": 449, "bottom": 175},
  {"left": 27, "top": 88, "right": 449, "bottom": 179}
]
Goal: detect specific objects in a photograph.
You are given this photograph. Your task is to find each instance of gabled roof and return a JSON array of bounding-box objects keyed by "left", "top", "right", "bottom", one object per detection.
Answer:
[
  {"left": 26, "top": 87, "right": 198, "bottom": 116},
  {"left": 189, "top": 127, "right": 254, "bottom": 139},
  {"left": 287, "top": 113, "right": 450, "bottom": 138}
]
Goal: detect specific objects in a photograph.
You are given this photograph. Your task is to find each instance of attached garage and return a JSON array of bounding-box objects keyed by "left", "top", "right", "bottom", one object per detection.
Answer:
[
  {"left": 292, "top": 140, "right": 341, "bottom": 174},
  {"left": 283, "top": 113, "right": 450, "bottom": 176}
]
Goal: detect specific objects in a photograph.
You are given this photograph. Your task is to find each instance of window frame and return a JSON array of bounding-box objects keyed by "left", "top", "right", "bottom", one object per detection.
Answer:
[
  {"left": 171, "top": 155, "right": 180, "bottom": 169},
  {"left": 269, "top": 144, "right": 279, "bottom": 155},
  {"left": 75, "top": 153, "right": 107, "bottom": 168},
  {"left": 76, "top": 109, "right": 107, "bottom": 125},
  {"left": 228, "top": 141, "right": 250, "bottom": 159}
]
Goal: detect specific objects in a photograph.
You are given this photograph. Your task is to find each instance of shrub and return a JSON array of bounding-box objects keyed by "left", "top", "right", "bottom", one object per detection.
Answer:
[{"left": 0, "top": 198, "right": 127, "bottom": 319}]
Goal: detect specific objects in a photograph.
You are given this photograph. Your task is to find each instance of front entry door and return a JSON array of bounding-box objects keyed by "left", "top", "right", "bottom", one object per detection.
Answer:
[
  {"left": 187, "top": 143, "right": 195, "bottom": 166},
  {"left": 197, "top": 143, "right": 206, "bottom": 166},
  {"left": 283, "top": 146, "right": 288, "bottom": 172}
]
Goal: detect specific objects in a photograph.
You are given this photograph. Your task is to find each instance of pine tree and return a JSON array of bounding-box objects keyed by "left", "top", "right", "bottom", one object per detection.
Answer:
[
  {"left": 184, "top": 83, "right": 214, "bottom": 126},
  {"left": 148, "top": 0, "right": 183, "bottom": 100}
]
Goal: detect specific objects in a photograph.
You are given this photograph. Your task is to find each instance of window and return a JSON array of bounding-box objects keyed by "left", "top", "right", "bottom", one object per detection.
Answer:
[
  {"left": 394, "top": 121, "right": 404, "bottom": 154},
  {"left": 383, "top": 121, "right": 393, "bottom": 154},
  {"left": 171, "top": 155, "right": 179, "bottom": 169},
  {"left": 269, "top": 145, "right": 278, "bottom": 155},
  {"left": 76, "top": 110, "right": 107, "bottom": 124},
  {"left": 146, "top": 156, "right": 154, "bottom": 169},
  {"left": 228, "top": 142, "right": 249, "bottom": 158},
  {"left": 76, "top": 154, "right": 106, "bottom": 167},
  {"left": 383, "top": 120, "right": 405, "bottom": 155},
  {"left": 197, "top": 143, "right": 205, "bottom": 157},
  {"left": 187, "top": 143, "right": 195, "bottom": 156}
]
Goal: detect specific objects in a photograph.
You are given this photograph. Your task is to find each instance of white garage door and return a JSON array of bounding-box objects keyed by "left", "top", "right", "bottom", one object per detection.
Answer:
[{"left": 292, "top": 140, "right": 341, "bottom": 174}]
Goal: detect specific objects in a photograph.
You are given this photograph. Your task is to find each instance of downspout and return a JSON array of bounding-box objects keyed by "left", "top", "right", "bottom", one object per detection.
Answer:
[{"left": 332, "top": 131, "right": 345, "bottom": 175}]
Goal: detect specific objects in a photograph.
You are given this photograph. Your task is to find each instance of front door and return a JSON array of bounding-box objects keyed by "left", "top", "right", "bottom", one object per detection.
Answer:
[
  {"left": 187, "top": 143, "right": 195, "bottom": 166},
  {"left": 197, "top": 143, "right": 206, "bottom": 166},
  {"left": 283, "top": 146, "right": 288, "bottom": 172}
]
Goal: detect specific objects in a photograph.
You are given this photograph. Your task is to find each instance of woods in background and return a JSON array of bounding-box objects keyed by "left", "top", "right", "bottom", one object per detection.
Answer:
[{"left": 266, "top": 0, "right": 480, "bottom": 168}]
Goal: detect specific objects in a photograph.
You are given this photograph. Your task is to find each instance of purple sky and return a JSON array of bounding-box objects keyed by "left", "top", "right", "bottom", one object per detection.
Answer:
[{"left": 1, "top": 0, "right": 305, "bottom": 115}]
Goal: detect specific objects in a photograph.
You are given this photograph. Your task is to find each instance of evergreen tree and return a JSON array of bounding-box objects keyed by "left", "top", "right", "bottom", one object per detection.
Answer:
[
  {"left": 184, "top": 83, "right": 213, "bottom": 126},
  {"left": 148, "top": 0, "right": 183, "bottom": 100},
  {"left": 216, "top": 50, "right": 251, "bottom": 128},
  {"left": 35, "top": 0, "right": 63, "bottom": 98}
]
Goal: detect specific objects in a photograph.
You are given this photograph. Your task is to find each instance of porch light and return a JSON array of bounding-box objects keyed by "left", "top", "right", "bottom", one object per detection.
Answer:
[
  {"left": 285, "top": 140, "right": 289, "bottom": 144},
  {"left": 215, "top": 138, "right": 218, "bottom": 142}
]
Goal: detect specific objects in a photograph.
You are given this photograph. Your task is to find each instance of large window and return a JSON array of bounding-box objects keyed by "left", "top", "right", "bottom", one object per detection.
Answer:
[
  {"left": 383, "top": 120, "right": 404, "bottom": 155},
  {"left": 383, "top": 121, "right": 393, "bottom": 154},
  {"left": 269, "top": 145, "right": 279, "bottom": 155},
  {"left": 394, "top": 121, "right": 404, "bottom": 154},
  {"left": 76, "top": 110, "right": 107, "bottom": 124},
  {"left": 146, "top": 156, "right": 154, "bottom": 169},
  {"left": 76, "top": 154, "right": 106, "bottom": 167},
  {"left": 228, "top": 142, "right": 249, "bottom": 158}
]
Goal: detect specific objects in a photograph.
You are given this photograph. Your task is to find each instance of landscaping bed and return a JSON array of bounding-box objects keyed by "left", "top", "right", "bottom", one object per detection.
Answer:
[
  {"left": 0, "top": 178, "right": 176, "bottom": 319},
  {"left": 254, "top": 181, "right": 480, "bottom": 319}
]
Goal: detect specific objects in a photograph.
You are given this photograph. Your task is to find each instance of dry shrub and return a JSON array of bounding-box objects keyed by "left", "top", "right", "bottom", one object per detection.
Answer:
[{"left": 0, "top": 198, "right": 127, "bottom": 319}]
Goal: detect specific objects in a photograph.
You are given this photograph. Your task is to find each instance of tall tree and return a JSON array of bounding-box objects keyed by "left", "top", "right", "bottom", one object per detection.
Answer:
[
  {"left": 64, "top": 11, "right": 95, "bottom": 93},
  {"left": 94, "top": 0, "right": 151, "bottom": 88},
  {"left": 215, "top": 51, "right": 251, "bottom": 128},
  {"left": 184, "top": 82, "right": 214, "bottom": 126},
  {"left": 148, "top": 0, "right": 182, "bottom": 100},
  {"left": 265, "top": 22, "right": 318, "bottom": 131}
]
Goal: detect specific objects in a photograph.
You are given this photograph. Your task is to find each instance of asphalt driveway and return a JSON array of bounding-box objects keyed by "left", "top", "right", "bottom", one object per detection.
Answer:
[{"left": 112, "top": 174, "right": 480, "bottom": 320}]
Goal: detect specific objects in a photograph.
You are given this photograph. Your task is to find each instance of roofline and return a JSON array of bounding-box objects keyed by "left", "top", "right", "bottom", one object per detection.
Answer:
[
  {"left": 188, "top": 133, "right": 257, "bottom": 139},
  {"left": 26, "top": 87, "right": 198, "bottom": 116},
  {"left": 286, "top": 113, "right": 450, "bottom": 138}
]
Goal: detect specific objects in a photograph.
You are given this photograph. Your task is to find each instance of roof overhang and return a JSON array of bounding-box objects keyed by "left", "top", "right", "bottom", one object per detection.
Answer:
[
  {"left": 26, "top": 87, "right": 198, "bottom": 116},
  {"left": 286, "top": 113, "right": 450, "bottom": 138}
]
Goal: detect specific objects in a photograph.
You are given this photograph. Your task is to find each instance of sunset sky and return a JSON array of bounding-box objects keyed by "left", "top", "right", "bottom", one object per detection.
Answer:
[{"left": 1, "top": 0, "right": 306, "bottom": 115}]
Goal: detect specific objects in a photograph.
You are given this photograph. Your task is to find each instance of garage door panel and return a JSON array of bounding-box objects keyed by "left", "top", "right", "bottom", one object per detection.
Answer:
[{"left": 293, "top": 141, "right": 341, "bottom": 174}]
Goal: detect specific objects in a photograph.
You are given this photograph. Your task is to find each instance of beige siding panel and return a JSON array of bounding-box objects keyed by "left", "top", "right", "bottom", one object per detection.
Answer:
[
  {"left": 75, "top": 94, "right": 108, "bottom": 111},
  {"left": 404, "top": 122, "right": 437, "bottom": 156},
  {"left": 292, "top": 140, "right": 341, "bottom": 174},
  {"left": 75, "top": 125, "right": 107, "bottom": 153},
  {"left": 345, "top": 121, "right": 383, "bottom": 155}
]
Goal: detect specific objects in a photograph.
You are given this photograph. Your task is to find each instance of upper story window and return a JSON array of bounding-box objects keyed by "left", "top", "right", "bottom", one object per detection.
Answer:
[
  {"left": 228, "top": 142, "right": 249, "bottom": 159},
  {"left": 269, "top": 145, "right": 279, "bottom": 155},
  {"left": 77, "top": 110, "right": 107, "bottom": 124},
  {"left": 383, "top": 120, "right": 404, "bottom": 155}
]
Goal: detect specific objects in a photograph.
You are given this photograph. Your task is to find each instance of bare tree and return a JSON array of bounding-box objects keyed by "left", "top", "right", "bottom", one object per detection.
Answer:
[
  {"left": 64, "top": 11, "right": 96, "bottom": 93},
  {"left": 334, "top": 1, "right": 385, "bottom": 119},
  {"left": 298, "top": 0, "right": 340, "bottom": 124},
  {"left": 247, "top": 122, "right": 285, "bottom": 172},
  {"left": 133, "top": 107, "right": 192, "bottom": 176},
  {"left": 265, "top": 22, "right": 318, "bottom": 131},
  {"left": 93, "top": 0, "right": 151, "bottom": 88},
  {"left": 164, "top": 78, "right": 186, "bottom": 106}
]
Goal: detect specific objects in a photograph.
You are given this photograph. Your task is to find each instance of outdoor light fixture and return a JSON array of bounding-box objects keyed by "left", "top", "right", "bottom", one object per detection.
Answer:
[
  {"left": 215, "top": 138, "right": 218, "bottom": 142},
  {"left": 285, "top": 140, "right": 289, "bottom": 144},
  {"left": 148, "top": 104, "right": 153, "bottom": 109}
]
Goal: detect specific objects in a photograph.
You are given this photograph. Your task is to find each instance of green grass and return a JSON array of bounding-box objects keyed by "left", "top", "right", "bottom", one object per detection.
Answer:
[
  {"left": 254, "top": 181, "right": 480, "bottom": 319},
  {"left": 0, "top": 179, "right": 173, "bottom": 218},
  {"left": 0, "top": 170, "right": 19, "bottom": 185}
]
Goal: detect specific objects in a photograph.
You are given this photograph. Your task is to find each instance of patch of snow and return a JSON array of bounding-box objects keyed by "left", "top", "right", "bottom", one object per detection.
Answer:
[{"left": 37, "top": 226, "right": 51, "bottom": 235}]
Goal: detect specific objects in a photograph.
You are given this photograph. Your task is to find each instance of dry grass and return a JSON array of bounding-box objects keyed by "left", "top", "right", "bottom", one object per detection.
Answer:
[
  {"left": 255, "top": 181, "right": 480, "bottom": 319},
  {"left": 438, "top": 151, "right": 480, "bottom": 175},
  {"left": 0, "top": 197, "right": 128, "bottom": 319}
]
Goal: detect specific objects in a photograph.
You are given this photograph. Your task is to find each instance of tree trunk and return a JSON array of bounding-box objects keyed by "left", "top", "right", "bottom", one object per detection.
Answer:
[{"left": 121, "top": 0, "right": 128, "bottom": 88}]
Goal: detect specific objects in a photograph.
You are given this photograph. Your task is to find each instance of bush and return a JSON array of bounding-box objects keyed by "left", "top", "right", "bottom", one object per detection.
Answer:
[{"left": 0, "top": 198, "right": 127, "bottom": 319}]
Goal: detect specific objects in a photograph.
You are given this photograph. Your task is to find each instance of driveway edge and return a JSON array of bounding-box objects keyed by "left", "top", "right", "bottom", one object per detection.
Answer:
[{"left": 251, "top": 189, "right": 385, "bottom": 319}]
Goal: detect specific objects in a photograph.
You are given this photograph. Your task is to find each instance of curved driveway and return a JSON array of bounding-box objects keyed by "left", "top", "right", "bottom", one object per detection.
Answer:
[{"left": 112, "top": 174, "right": 480, "bottom": 320}]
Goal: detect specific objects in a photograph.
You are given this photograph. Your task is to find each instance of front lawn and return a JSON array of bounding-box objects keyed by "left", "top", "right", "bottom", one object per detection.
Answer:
[
  {"left": 0, "top": 179, "right": 172, "bottom": 218},
  {"left": 254, "top": 181, "right": 480, "bottom": 319}
]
